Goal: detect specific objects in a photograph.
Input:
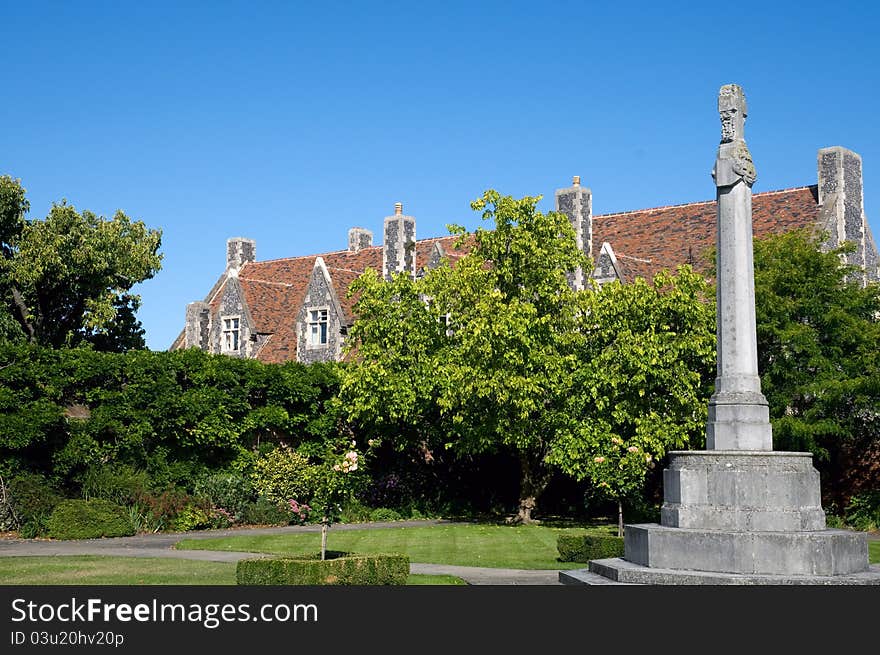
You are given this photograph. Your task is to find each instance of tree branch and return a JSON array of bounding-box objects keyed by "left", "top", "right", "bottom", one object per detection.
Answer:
[{"left": 9, "top": 286, "right": 35, "bottom": 342}]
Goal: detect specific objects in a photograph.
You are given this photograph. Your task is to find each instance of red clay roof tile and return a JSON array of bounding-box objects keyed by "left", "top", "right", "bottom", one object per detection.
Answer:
[{"left": 174, "top": 186, "right": 820, "bottom": 362}]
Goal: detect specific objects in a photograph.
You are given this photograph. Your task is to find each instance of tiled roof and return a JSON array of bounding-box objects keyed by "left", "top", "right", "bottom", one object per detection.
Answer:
[
  {"left": 173, "top": 185, "right": 821, "bottom": 362},
  {"left": 595, "top": 186, "right": 819, "bottom": 281}
]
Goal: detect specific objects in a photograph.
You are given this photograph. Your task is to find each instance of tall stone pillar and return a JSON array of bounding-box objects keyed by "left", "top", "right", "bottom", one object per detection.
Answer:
[
  {"left": 705, "top": 84, "right": 773, "bottom": 451},
  {"left": 554, "top": 176, "right": 592, "bottom": 290},
  {"left": 562, "top": 84, "right": 878, "bottom": 585},
  {"left": 382, "top": 202, "right": 416, "bottom": 280}
]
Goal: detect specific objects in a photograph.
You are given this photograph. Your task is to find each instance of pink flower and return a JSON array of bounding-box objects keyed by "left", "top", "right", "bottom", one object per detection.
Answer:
[
  {"left": 594, "top": 456, "right": 605, "bottom": 463},
  {"left": 627, "top": 446, "right": 639, "bottom": 453}
]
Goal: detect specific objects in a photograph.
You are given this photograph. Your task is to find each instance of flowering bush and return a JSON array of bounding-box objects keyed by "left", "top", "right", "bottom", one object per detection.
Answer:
[
  {"left": 251, "top": 445, "right": 318, "bottom": 506},
  {"left": 288, "top": 499, "right": 311, "bottom": 525},
  {"left": 312, "top": 438, "right": 376, "bottom": 559}
]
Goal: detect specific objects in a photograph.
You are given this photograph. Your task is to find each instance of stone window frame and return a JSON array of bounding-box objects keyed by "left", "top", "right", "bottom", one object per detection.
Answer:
[
  {"left": 307, "top": 306, "right": 330, "bottom": 349},
  {"left": 221, "top": 315, "right": 242, "bottom": 353}
]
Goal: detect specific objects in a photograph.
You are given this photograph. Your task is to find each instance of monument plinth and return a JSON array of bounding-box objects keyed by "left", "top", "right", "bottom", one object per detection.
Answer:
[{"left": 562, "top": 84, "right": 880, "bottom": 585}]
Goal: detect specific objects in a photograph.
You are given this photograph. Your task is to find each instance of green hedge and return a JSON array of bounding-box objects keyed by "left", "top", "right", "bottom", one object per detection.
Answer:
[
  {"left": 46, "top": 499, "right": 135, "bottom": 540},
  {"left": 237, "top": 552, "right": 410, "bottom": 585},
  {"left": 557, "top": 533, "right": 624, "bottom": 562}
]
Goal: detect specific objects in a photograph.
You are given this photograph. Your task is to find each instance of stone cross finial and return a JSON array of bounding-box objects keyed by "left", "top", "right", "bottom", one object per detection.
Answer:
[
  {"left": 718, "top": 84, "right": 747, "bottom": 143},
  {"left": 713, "top": 84, "right": 757, "bottom": 188}
]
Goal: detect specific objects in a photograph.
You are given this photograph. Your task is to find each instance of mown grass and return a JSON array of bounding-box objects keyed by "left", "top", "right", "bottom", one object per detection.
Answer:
[
  {"left": 0, "top": 556, "right": 466, "bottom": 585},
  {"left": 176, "top": 523, "right": 617, "bottom": 569},
  {"left": 0, "top": 556, "right": 237, "bottom": 585},
  {"left": 869, "top": 540, "right": 879, "bottom": 564}
]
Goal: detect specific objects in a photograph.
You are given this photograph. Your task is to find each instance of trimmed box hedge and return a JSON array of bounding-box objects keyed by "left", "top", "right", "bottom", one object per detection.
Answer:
[
  {"left": 46, "top": 499, "right": 135, "bottom": 540},
  {"left": 236, "top": 552, "right": 410, "bottom": 585},
  {"left": 557, "top": 533, "right": 624, "bottom": 562}
]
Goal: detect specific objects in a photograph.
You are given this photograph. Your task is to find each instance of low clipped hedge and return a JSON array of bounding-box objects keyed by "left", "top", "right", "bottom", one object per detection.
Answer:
[
  {"left": 557, "top": 533, "right": 624, "bottom": 562},
  {"left": 237, "top": 552, "right": 410, "bottom": 585},
  {"left": 46, "top": 499, "right": 135, "bottom": 540}
]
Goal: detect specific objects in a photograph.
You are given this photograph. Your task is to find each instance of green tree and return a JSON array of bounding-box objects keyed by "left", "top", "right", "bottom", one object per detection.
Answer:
[
  {"left": 343, "top": 190, "right": 586, "bottom": 523},
  {"left": 0, "top": 176, "right": 162, "bottom": 351},
  {"left": 753, "top": 230, "right": 880, "bottom": 507},
  {"left": 548, "top": 268, "right": 716, "bottom": 535}
]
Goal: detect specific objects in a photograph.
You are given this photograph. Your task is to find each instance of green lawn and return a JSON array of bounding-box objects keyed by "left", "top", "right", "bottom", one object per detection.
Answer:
[
  {"left": 869, "top": 541, "right": 879, "bottom": 564},
  {"left": 407, "top": 574, "right": 467, "bottom": 585},
  {"left": 0, "top": 556, "right": 466, "bottom": 585},
  {"left": 176, "top": 523, "right": 615, "bottom": 569},
  {"left": 0, "top": 556, "right": 237, "bottom": 585}
]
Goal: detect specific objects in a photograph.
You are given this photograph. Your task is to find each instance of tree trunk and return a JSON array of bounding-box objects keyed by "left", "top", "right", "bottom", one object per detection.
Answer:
[
  {"left": 618, "top": 499, "right": 624, "bottom": 538},
  {"left": 515, "top": 453, "right": 550, "bottom": 524},
  {"left": 320, "top": 521, "right": 328, "bottom": 560},
  {"left": 10, "top": 286, "right": 35, "bottom": 343}
]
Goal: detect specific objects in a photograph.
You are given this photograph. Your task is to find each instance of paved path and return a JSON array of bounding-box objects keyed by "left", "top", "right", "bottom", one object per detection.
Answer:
[{"left": 0, "top": 520, "right": 564, "bottom": 585}]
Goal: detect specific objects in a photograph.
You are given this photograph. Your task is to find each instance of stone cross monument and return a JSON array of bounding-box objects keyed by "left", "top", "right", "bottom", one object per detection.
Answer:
[
  {"left": 707, "top": 84, "right": 772, "bottom": 451},
  {"left": 562, "top": 84, "right": 880, "bottom": 584}
]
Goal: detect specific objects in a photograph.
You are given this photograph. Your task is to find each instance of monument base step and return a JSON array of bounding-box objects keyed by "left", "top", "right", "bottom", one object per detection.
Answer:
[
  {"left": 580, "top": 558, "right": 880, "bottom": 585},
  {"left": 626, "top": 523, "right": 868, "bottom": 575}
]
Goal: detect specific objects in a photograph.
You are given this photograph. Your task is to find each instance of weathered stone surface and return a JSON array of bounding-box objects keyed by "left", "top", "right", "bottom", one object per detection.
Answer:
[
  {"left": 570, "top": 558, "right": 880, "bottom": 585},
  {"left": 661, "top": 451, "right": 825, "bottom": 531},
  {"left": 818, "top": 146, "right": 880, "bottom": 285},
  {"left": 185, "top": 301, "right": 211, "bottom": 349},
  {"left": 227, "top": 237, "right": 256, "bottom": 271},
  {"left": 383, "top": 203, "right": 416, "bottom": 280},
  {"left": 211, "top": 277, "right": 256, "bottom": 358},
  {"left": 707, "top": 84, "right": 772, "bottom": 451},
  {"left": 622, "top": 524, "right": 868, "bottom": 576},
  {"left": 348, "top": 227, "right": 373, "bottom": 252},
  {"left": 296, "top": 257, "right": 345, "bottom": 364},
  {"left": 592, "top": 242, "right": 623, "bottom": 285},
  {"left": 554, "top": 177, "right": 592, "bottom": 290}
]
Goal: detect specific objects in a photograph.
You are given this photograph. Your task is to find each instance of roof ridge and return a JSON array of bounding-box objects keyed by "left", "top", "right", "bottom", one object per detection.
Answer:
[
  {"left": 242, "top": 234, "right": 462, "bottom": 266},
  {"left": 327, "top": 266, "right": 369, "bottom": 275},
  {"left": 595, "top": 185, "right": 815, "bottom": 219},
  {"left": 239, "top": 276, "right": 295, "bottom": 288},
  {"left": 616, "top": 253, "right": 652, "bottom": 262}
]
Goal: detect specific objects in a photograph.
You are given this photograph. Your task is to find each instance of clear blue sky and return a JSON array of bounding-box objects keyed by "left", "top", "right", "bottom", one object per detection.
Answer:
[{"left": 3, "top": 1, "right": 878, "bottom": 350}]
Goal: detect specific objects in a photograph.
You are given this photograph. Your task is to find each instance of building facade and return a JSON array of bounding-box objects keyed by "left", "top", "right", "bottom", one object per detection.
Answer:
[{"left": 171, "top": 146, "right": 879, "bottom": 363}]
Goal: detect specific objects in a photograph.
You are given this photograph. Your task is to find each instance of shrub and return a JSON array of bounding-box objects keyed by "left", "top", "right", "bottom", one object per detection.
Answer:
[
  {"left": 46, "top": 499, "right": 135, "bottom": 540},
  {"left": 369, "top": 507, "right": 403, "bottom": 522},
  {"left": 236, "top": 553, "right": 410, "bottom": 585},
  {"left": 339, "top": 498, "right": 372, "bottom": 523},
  {"left": 844, "top": 491, "right": 880, "bottom": 532},
  {"left": 169, "top": 504, "right": 213, "bottom": 532},
  {"left": 8, "top": 472, "right": 60, "bottom": 524},
  {"left": 193, "top": 472, "right": 255, "bottom": 521},
  {"left": 557, "top": 533, "right": 624, "bottom": 562},
  {"left": 79, "top": 464, "right": 150, "bottom": 506},
  {"left": 241, "top": 498, "right": 291, "bottom": 526},
  {"left": 0, "top": 475, "right": 18, "bottom": 531},
  {"left": 251, "top": 445, "right": 317, "bottom": 507},
  {"left": 133, "top": 487, "right": 192, "bottom": 532},
  {"left": 8, "top": 472, "right": 61, "bottom": 536}
]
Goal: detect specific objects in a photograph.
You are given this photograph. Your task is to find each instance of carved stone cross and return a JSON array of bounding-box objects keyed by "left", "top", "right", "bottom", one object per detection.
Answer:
[{"left": 712, "top": 84, "right": 757, "bottom": 188}]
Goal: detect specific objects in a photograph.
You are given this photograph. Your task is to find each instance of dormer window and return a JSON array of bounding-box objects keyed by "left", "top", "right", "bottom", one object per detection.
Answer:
[
  {"left": 222, "top": 316, "right": 241, "bottom": 352},
  {"left": 308, "top": 308, "right": 329, "bottom": 347}
]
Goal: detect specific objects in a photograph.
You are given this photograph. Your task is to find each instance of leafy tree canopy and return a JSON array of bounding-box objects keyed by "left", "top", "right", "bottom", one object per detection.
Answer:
[
  {"left": 548, "top": 267, "right": 716, "bottom": 533},
  {"left": 343, "top": 190, "right": 587, "bottom": 522},
  {"left": 753, "top": 229, "right": 880, "bottom": 505},
  {"left": 0, "top": 175, "right": 162, "bottom": 351}
]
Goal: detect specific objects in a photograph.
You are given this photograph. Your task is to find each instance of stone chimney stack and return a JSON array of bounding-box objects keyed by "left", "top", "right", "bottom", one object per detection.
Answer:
[
  {"left": 554, "top": 175, "right": 593, "bottom": 290},
  {"left": 348, "top": 227, "right": 373, "bottom": 252},
  {"left": 185, "top": 301, "right": 211, "bottom": 350},
  {"left": 817, "top": 147, "right": 879, "bottom": 285},
  {"left": 382, "top": 202, "right": 416, "bottom": 280},
  {"left": 226, "top": 237, "right": 256, "bottom": 272}
]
